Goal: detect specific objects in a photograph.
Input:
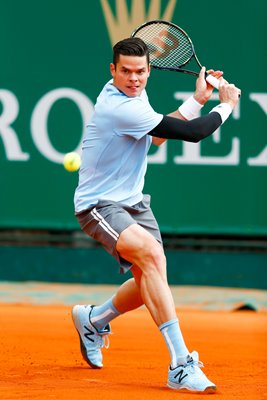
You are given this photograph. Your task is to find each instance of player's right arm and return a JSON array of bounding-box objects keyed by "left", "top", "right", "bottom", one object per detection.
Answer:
[
  {"left": 149, "top": 68, "right": 240, "bottom": 143},
  {"left": 149, "top": 88, "right": 240, "bottom": 143},
  {"left": 152, "top": 68, "right": 224, "bottom": 146}
]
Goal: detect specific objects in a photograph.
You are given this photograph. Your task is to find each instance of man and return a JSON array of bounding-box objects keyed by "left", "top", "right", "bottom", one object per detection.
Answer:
[{"left": 72, "top": 37, "right": 240, "bottom": 393}]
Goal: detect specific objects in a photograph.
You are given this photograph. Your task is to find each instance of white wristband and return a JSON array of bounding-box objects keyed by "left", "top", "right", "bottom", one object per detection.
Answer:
[
  {"left": 209, "top": 103, "right": 232, "bottom": 123},
  {"left": 178, "top": 96, "right": 204, "bottom": 120}
]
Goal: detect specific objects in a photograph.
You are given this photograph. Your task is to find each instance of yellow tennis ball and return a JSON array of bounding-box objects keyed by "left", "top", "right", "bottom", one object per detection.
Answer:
[{"left": 63, "top": 152, "right": 81, "bottom": 172}]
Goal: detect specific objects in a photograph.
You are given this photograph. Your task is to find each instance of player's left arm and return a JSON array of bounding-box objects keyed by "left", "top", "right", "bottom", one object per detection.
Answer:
[
  {"left": 169, "top": 67, "right": 223, "bottom": 120},
  {"left": 152, "top": 137, "right": 166, "bottom": 146}
]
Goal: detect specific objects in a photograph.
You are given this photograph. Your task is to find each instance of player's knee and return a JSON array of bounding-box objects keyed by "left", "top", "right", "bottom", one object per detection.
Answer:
[{"left": 142, "top": 243, "right": 166, "bottom": 277}]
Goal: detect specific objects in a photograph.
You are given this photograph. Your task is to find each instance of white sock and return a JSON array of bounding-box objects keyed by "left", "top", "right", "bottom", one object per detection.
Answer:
[
  {"left": 159, "top": 318, "right": 189, "bottom": 368},
  {"left": 90, "top": 298, "right": 121, "bottom": 331}
]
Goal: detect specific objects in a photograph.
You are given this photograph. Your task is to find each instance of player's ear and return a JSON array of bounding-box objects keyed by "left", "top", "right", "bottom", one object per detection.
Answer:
[
  {"left": 110, "top": 63, "right": 116, "bottom": 77},
  {"left": 147, "top": 63, "right": 151, "bottom": 76}
]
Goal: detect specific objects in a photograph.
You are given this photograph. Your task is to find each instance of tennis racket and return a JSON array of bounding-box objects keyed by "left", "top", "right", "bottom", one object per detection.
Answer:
[{"left": 132, "top": 20, "right": 220, "bottom": 89}]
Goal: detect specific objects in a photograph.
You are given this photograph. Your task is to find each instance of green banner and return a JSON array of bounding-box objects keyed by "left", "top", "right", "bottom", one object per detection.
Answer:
[{"left": 0, "top": 0, "right": 266, "bottom": 234}]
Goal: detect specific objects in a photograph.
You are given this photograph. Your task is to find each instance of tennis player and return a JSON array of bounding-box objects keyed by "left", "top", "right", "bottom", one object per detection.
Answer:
[{"left": 72, "top": 37, "right": 240, "bottom": 393}]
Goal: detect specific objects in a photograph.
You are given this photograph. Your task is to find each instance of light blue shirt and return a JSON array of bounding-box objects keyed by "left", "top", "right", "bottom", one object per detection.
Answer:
[{"left": 74, "top": 80, "right": 163, "bottom": 212}]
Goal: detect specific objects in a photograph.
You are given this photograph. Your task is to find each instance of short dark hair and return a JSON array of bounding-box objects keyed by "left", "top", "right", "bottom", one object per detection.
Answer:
[{"left": 113, "top": 37, "right": 150, "bottom": 66}]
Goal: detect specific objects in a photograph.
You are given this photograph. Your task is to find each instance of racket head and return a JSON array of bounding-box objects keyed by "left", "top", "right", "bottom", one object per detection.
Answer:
[{"left": 132, "top": 20, "right": 196, "bottom": 71}]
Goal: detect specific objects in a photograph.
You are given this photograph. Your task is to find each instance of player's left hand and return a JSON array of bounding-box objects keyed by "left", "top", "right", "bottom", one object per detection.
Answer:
[{"left": 194, "top": 66, "right": 223, "bottom": 105}]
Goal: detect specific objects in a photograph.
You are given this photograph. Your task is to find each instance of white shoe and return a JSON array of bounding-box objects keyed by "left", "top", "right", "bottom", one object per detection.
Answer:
[
  {"left": 72, "top": 305, "right": 110, "bottom": 369},
  {"left": 167, "top": 351, "right": 216, "bottom": 393}
]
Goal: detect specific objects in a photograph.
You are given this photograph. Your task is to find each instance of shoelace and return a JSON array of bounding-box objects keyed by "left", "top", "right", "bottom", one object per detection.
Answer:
[
  {"left": 95, "top": 333, "right": 110, "bottom": 349},
  {"left": 186, "top": 356, "right": 204, "bottom": 372},
  {"left": 102, "top": 334, "right": 110, "bottom": 349}
]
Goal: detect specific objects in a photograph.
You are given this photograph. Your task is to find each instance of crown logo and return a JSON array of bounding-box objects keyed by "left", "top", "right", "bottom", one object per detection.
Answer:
[{"left": 100, "top": 0, "right": 177, "bottom": 45}]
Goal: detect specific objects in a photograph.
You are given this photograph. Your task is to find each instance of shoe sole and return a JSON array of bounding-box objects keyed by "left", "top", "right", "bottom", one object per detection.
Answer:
[
  {"left": 167, "top": 383, "right": 217, "bottom": 393},
  {"left": 72, "top": 306, "right": 102, "bottom": 369}
]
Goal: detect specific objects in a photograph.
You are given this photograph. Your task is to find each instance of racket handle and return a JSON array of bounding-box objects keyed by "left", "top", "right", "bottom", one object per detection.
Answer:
[{"left": 205, "top": 74, "right": 220, "bottom": 89}]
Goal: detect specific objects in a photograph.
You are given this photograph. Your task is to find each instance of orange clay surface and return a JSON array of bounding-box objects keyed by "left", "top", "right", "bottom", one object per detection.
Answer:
[{"left": 0, "top": 304, "right": 266, "bottom": 400}]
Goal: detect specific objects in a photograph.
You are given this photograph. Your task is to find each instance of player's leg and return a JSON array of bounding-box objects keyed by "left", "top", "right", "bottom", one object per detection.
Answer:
[
  {"left": 117, "top": 224, "right": 216, "bottom": 393},
  {"left": 111, "top": 276, "right": 143, "bottom": 313},
  {"left": 89, "top": 276, "right": 143, "bottom": 332},
  {"left": 72, "top": 199, "right": 216, "bottom": 391},
  {"left": 73, "top": 199, "right": 188, "bottom": 369},
  {"left": 117, "top": 223, "right": 176, "bottom": 325},
  {"left": 72, "top": 201, "right": 148, "bottom": 369},
  {"left": 118, "top": 225, "right": 190, "bottom": 362},
  {"left": 72, "top": 273, "right": 145, "bottom": 369}
]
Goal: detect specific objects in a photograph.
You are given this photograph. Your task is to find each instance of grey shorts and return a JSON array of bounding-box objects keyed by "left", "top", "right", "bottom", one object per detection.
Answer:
[{"left": 75, "top": 194, "right": 162, "bottom": 274}]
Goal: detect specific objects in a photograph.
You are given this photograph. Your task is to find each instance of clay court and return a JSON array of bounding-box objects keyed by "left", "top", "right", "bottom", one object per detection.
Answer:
[{"left": 0, "top": 283, "right": 266, "bottom": 400}]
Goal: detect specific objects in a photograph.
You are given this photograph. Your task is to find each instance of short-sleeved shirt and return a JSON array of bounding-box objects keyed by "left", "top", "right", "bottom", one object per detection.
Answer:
[{"left": 74, "top": 80, "right": 163, "bottom": 212}]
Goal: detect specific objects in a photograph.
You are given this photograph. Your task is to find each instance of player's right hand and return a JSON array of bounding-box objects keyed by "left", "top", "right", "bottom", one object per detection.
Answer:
[{"left": 218, "top": 79, "right": 241, "bottom": 109}]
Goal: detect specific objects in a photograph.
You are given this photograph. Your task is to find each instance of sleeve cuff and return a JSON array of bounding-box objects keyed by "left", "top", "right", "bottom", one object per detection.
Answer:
[{"left": 209, "top": 103, "right": 232, "bottom": 123}]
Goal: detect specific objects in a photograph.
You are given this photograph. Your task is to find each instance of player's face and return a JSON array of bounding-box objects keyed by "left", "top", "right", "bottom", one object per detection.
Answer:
[{"left": 110, "top": 55, "right": 150, "bottom": 97}]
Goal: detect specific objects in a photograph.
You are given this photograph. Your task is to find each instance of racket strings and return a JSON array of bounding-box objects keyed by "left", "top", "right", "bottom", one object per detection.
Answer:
[{"left": 133, "top": 23, "right": 193, "bottom": 68}]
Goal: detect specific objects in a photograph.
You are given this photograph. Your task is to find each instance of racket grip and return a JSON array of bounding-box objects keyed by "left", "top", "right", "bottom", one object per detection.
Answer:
[{"left": 205, "top": 74, "right": 220, "bottom": 89}]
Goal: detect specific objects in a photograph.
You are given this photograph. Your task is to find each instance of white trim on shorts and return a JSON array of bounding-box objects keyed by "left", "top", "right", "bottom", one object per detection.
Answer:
[{"left": 90, "top": 207, "right": 120, "bottom": 241}]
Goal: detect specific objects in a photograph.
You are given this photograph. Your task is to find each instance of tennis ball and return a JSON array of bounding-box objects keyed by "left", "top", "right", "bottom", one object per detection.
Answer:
[{"left": 63, "top": 152, "right": 81, "bottom": 172}]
